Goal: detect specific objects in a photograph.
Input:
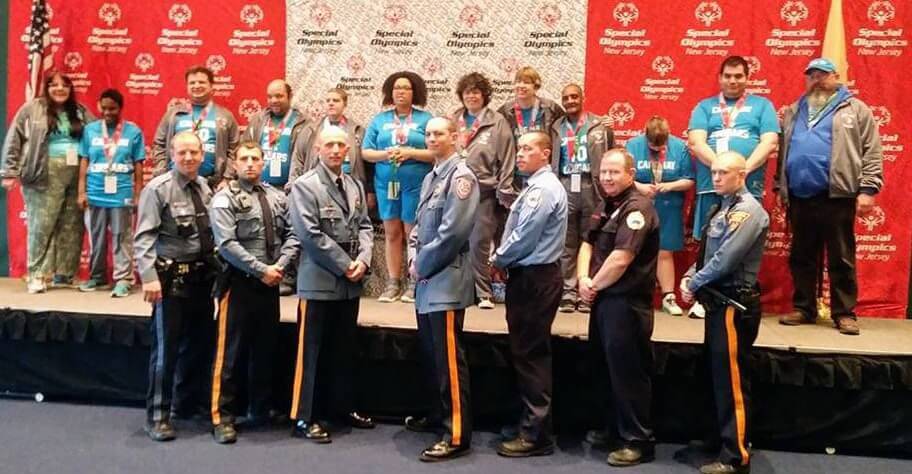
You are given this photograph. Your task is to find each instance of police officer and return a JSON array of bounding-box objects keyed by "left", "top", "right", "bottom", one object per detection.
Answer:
[
  {"left": 134, "top": 131, "right": 217, "bottom": 441},
  {"left": 679, "top": 151, "right": 768, "bottom": 474},
  {"left": 578, "top": 148, "right": 659, "bottom": 466},
  {"left": 407, "top": 117, "right": 479, "bottom": 462},
  {"left": 208, "top": 141, "right": 300, "bottom": 444},
  {"left": 492, "top": 131, "right": 567, "bottom": 457},
  {"left": 288, "top": 126, "right": 375, "bottom": 443}
]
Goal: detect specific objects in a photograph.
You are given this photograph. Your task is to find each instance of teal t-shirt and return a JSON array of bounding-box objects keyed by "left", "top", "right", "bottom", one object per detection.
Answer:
[
  {"left": 259, "top": 110, "right": 296, "bottom": 186},
  {"left": 48, "top": 112, "right": 79, "bottom": 157},
  {"left": 78, "top": 120, "right": 146, "bottom": 207},
  {"left": 173, "top": 103, "right": 217, "bottom": 176}
]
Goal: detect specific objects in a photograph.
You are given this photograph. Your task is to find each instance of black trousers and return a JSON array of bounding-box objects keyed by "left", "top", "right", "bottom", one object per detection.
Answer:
[
  {"left": 589, "top": 293, "right": 654, "bottom": 445},
  {"left": 210, "top": 273, "right": 280, "bottom": 425},
  {"left": 504, "top": 262, "right": 561, "bottom": 442},
  {"left": 788, "top": 195, "right": 858, "bottom": 320},
  {"left": 703, "top": 292, "right": 761, "bottom": 467},
  {"left": 290, "top": 298, "right": 359, "bottom": 422},
  {"left": 146, "top": 276, "right": 215, "bottom": 423},
  {"left": 417, "top": 309, "right": 472, "bottom": 447}
]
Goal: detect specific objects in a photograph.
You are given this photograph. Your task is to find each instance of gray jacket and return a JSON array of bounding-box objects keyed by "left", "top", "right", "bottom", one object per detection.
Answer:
[
  {"left": 550, "top": 113, "right": 614, "bottom": 190},
  {"left": 776, "top": 94, "right": 884, "bottom": 205},
  {"left": 452, "top": 107, "right": 516, "bottom": 206},
  {"left": 239, "top": 108, "right": 312, "bottom": 187},
  {"left": 288, "top": 115, "right": 365, "bottom": 191},
  {"left": 1, "top": 98, "right": 95, "bottom": 187},
  {"left": 497, "top": 96, "right": 565, "bottom": 139},
  {"left": 409, "top": 154, "right": 480, "bottom": 314},
  {"left": 151, "top": 101, "right": 239, "bottom": 185},
  {"left": 289, "top": 162, "right": 373, "bottom": 301}
]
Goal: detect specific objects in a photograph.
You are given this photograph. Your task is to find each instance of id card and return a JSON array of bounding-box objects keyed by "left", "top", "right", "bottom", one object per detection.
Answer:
[
  {"left": 66, "top": 147, "right": 79, "bottom": 166},
  {"left": 104, "top": 175, "right": 118, "bottom": 194},
  {"left": 387, "top": 181, "right": 400, "bottom": 200},
  {"left": 269, "top": 155, "right": 282, "bottom": 177},
  {"left": 570, "top": 173, "right": 581, "bottom": 193},
  {"left": 715, "top": 137, "right": 730, "bottom": 153}
]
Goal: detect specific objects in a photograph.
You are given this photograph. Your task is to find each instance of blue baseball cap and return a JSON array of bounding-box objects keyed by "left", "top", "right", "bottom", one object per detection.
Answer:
[{"left": 805, "top": 58, "right": 837, "bottom": 74}]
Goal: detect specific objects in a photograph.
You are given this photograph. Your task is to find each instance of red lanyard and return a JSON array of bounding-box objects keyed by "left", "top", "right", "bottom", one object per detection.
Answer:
[
  {"left": 192, "top": 103, "right": 212, "bottom": 132},
  {"left": 392, "top": 110, "right": 412, "bottom": 145},
  {"left": 564, "top": 113, "right": 588, "bottom": 160},
  {"left": 718, "top": 92, "right": 747, "bottom": 129},
  {"left": 513, "top": 100, "right": 540, "bottom": 132},
  {"left": 650, "top": 145, "right": 667, "bottom": 184},
  {"left": 101, "top": 120, "right": 124, "bottom": 163},
  {"left": 457, "top": 111, "right": 482, "bottom": 150},
  {"left": 323, "top": 115, "right": 347, "bottom": 130},
  {"left": 266, "top": 109, "right": 294, "bottom": 147}
]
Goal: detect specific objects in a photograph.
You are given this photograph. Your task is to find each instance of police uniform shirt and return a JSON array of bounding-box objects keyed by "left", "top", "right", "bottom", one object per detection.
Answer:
[
  {"left": 210, "top": 179, "right": 299, "bottom": 277},
  {"left": 134, "top": 169, "right": 212, "bottom": 283},
  {"left": 686, "top": 187, "right": 769, "bottom": 293},
  {"left": 493, "top": 166, "right": 568, "bottom": 268},
  {"left": 584, "top": 186, "right": 660, "bottom": 296}
]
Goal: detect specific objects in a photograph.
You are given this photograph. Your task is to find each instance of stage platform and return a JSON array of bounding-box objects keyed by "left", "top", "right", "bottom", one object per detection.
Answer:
[{"left": 1, "top": 277, "right": 911, "bottom": 457}]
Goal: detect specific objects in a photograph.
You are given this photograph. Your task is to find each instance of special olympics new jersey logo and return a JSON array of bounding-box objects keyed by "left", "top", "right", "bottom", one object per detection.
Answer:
[
  {"left": 169, "top": 4, "right": 192, "bottom": 27},
  {"left": 608, "top": 102, "right": 635, "bottom": 127},
  {"left": 64, "top": 52, "right": 83, "bottom": 71},
  {"left": 206, "top": 55, "right": 227, "bottom": 75},
  {"left": 422, "top": 57, "right": 443, "bottom": 77},
  {"left": 695, "top": 1, "right": 723, "bottom": 27},
  {"left": 98, "top": 3, "right": 122, "bottom": 27},
  {"left": 868, "top": 1, "right": 895, "bottom": 26},
  {"left": 780, "top": 1, "right": 809, "bottom": 26},
  {"left": 310, "top": 2, "right": 332, "bottom": 27},
  {"left": 499, "top": 57, "right": 520, "bottom": 76},
  {"left": 871, "top": 106, "right": 892, "bottom": 128},
  {"left": 240, "top": 4, "right": 264, "bottom": 28},
  {"left": 306, "top": 100, "right": 326, "bottom": 122},
  {"left": 135, "top": 53, "right": 155, "bottom": 72},
  {"left": 857, "top": 206, "right": 885, "bottom": 231},
  {"left": 745, "top": 56, "right": 761, "bottom": 75},
  {"left": 459, "top": 5, "right": 483, "bottom": 28},
  {"left": 613, "top": 2, "right": 639, "bottom": 27},
  {"left": 238, "top": 99, "right": 262, "bottom": 121},
  {"left": 651, "top": 56, "right": 674, "bottom": 77},
  {"left": 537, "top": 3, "right": 562, "bottom": 29},
  {"left": 384, "top": 3, "right": 407, "bottom": 26},
  {"left": 346, "top": 54, "right": 365, "bottom": 75}
]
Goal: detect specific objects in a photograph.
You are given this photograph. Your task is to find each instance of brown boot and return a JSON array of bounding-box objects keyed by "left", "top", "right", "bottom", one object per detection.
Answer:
[
  {"left": 778, "top": 311, "right": 814, "bottom": 326},
  {"left": 835, "top": 317, "right": 860, "bottom": 335}
]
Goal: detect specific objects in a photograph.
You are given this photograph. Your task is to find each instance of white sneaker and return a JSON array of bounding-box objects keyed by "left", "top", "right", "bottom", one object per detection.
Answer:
[
  {"left": 662, "top": 293, "right": 684, "bottom": 316},
  {"left": 27, "top": 277, "right": 47, "bottom": 294},
  {"left": 478, "top": 298, "right": 495, "bottom": 310},
  {"left": 688, "top": 301, "right": 706, "bottom": 319}
]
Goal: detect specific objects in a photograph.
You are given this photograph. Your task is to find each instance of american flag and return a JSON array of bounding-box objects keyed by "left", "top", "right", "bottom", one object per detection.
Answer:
[{"left": 26, "top": 0, "right": 54, "bottom": 101}]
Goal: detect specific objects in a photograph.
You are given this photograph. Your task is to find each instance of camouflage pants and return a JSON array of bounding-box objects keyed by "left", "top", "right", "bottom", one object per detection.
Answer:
[{"left": 21, "top": 157, "right": 85, "bottom": 279}]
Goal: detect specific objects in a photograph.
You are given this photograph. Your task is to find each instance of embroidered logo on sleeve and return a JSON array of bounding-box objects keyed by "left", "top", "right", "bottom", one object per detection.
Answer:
[
  {"left": 455, "top": 176, "right": 473, "bottom": 200},
  {"left": 626, "top": 210, "right": 645, "bottom": 230},
  {"left": 525, "top": 188, "right": 543, "bottom": 209},
  {"left": 727, "top": 211, "right": 751, "bottom": 231}
]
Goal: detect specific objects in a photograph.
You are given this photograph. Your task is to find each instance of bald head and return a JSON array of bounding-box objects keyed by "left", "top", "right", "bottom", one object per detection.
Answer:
[
  {"left": 426, "top": 116, "right": 458, "bottom": 161},
  {"left": 266, "top": 79, "right": 292, "bottom": 116},
  {"left": 317, "top": 125, "right": 350, "bottom": 174},
  {"left": 711, "top": 151, "right": 747, "bottom": 195}
]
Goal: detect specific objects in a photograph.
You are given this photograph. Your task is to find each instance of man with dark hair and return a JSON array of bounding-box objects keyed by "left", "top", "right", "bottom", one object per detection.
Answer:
[
  {"left": 493, "top": 130, "right": 567, "bottom": 457},
  {"left": 776, "top": 58, "right": 884, "bottom": 336},
  {"left": 153, "top": 65, "right": 239, "bottom": 189},
  {"left": 686, "top": 55, "right": 778, "bottom": 318},
  {"left": 550, "top": 83, "right": 613, "bottom": 314},
  {"left": 77, "top": 88, "right": 145, "bottom": 297}
]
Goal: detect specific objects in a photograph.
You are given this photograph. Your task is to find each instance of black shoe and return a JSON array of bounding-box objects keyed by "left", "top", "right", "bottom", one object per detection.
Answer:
[
  {"left": 607, "top": 445, "right": 654, "bottom": 467},
  {"left": 700, "top": 461, "right": 751, "bottom": 474},
  {"left": 419, "top": 440, "right": 471, "bottom": 462},
  {"left": 212, "top": 423, "right": 237, "bottom": 444},
  {"left": 576, "top": 301, "right": 591, "bottom": 313},
  {"left": 404, "top": 415, "right": 439, "bottom": 433},
  {"left": 584, "top": 429, "right": 611, "bottom": 447},
  {"left": 292, "top": 421, "right": 331, "bottom": 443},
  {"left": 348, "top": 412, "right": 375, "bottom": 429},
  {"left": 145, "top": 421, "right": 176, "bottom": 442},
  {"left": 496, "top": 437, "right": 555, "bottom": 457},
  {"left": 558, "top": 299, "right": 576, "bottom": 313}
]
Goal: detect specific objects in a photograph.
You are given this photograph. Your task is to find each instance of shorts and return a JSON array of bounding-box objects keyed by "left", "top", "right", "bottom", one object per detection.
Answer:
[{"left": 374, "top": 160, "right": 432, "bottom": 224}]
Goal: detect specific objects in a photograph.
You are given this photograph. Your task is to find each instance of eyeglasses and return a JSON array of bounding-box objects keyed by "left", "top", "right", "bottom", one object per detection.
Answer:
[{"left": 393, "top": 86, "right": 413, "bottom": 91}]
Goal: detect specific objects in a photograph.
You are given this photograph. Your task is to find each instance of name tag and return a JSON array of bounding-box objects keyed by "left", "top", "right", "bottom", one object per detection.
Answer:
[
  {"left": 269, "top": 155, "right": 283, "bottom": 177},
  {"left": 570, "top": 173, "right": 581, "bottom": 193},
  {"left": 104, "top": 175, "right": 118, "bottom": 194},
  {"left": 66, "top": 147, "right": 79, "bottom": 166}
]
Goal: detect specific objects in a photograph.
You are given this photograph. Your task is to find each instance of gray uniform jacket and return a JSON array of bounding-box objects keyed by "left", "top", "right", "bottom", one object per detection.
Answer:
[
  {"left": 408, "top": 154, "right": 480, "bottom": 314},
  {"left": 210, "top": 179, "right": 300, "bottom": 278},
  {"left": 288, "top": 116, "right": 366, "bottom": 192},
  {"left": 550, "top": 113, "right": 615, "bottom": 188},
  {"left": 289, "top": 161, "right": 373, "bottom": 300},
  {"left": 236, "top": 108, "right": 312, "bottom": 186},
  {"left": 1, "top": 98, "right": 95, "bottom": 187},
  {"left": 151, "top": 101, "right": 239, "bottom": 183},
  {"left": 452, "top": 107, "right": 517, "bottom": 206},
  {"left": 496, "top": 97, "right": 565, "bottom": 140},
  {"left": 776, "top": 93, "right": 884, "bottom": 206},
  {"left": 134, "top": 169, "right": 213, "bottom": 284},
  {"left": 686, "top": 187, "right": 769, "bottom": 292}
]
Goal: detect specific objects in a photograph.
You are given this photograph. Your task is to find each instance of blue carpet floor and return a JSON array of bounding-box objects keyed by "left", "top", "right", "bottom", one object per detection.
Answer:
[{"left": 0, "top": 399, "right": 908, "bottom": 474}]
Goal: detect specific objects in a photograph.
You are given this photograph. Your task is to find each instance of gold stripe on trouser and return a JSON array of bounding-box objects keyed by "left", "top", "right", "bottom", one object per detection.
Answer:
[
  {"left": 210, "top": 290, "right": 231, "bottom": 425},
  {"left": 724, "top": 305, "right": 750, "bottom": 464},
  {"left": 446, "top": 310, "right": 463, "bottom": 446},
  {"left": 290, "top": 300, "right": 308, "bottom": 419}
]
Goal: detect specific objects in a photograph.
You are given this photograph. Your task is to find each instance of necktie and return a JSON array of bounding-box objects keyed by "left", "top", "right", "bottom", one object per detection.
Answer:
[
  {"left": 336, "top": 177, "right": 349, "bottom": 212},
  {"left": 188, "top": 181, "right": 215, "bottom": 257},
  {"left": 253, "top": 185, "right": 277, "bottom": 261}
]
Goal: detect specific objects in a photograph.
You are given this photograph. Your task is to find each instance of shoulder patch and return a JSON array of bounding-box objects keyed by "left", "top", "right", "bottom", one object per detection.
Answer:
[
  {"left": 455, "top": 176, "right": 473, "bottom": 200},
  {"left": 727, "top": 211, "right": 751, "bottom": 231},
  {"left": 212, "top": 194, "right": 231, "bottom": 209},
  {"left": 526, "top": 188, "right": 543, "bottom": 209},
  {"left": 626, "top": 210, "right": 645, "bottom": 230}
]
